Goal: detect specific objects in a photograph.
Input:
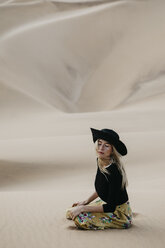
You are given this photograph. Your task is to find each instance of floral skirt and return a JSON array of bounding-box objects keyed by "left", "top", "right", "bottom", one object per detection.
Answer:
[{"left": 66, "top": 199, "right": 133, "bottom": 230}]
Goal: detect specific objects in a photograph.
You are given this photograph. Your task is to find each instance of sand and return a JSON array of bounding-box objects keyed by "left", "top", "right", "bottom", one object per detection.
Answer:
[{"left": 0, "top": 0, "right": 165, "bottom": 247}]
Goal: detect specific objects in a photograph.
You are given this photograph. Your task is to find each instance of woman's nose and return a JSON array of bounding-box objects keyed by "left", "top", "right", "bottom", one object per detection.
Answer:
[{"left": 100, "top": 145, "right": 104, "bottom": 150}]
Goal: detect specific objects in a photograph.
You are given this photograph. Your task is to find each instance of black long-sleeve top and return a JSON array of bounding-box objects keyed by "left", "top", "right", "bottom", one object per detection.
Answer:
[{"left": 94, "top": 159, "right": 128, "bottom": 213}]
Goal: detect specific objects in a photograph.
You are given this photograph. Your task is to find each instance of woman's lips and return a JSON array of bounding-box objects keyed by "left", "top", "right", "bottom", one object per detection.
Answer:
[{"left": 98, "top": 151, "right": 104, "bottom": 154}]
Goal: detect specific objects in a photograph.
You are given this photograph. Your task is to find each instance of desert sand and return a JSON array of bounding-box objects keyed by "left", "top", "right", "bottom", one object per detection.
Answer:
[{"left": 0, "top": 0, "right": 165, "bottom": 247}]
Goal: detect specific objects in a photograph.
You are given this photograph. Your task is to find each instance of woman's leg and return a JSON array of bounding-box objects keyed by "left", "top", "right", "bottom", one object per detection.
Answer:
[
  {"left": 74, "top": 200, "right": 133, "bottom": 230},
  {"left": 66, "top": 207, "right": 73, "bottom": 220},
  {"left": 65, "top": 199, "right": 102, "bottom": 220}
]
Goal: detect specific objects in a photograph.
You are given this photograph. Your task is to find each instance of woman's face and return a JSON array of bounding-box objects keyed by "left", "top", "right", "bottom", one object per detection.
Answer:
[{"left": 96, "top": 139, "right": 113, "bottom": 159}]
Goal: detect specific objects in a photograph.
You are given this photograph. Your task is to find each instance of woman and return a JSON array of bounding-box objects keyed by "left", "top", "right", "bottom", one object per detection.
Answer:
[{"left": 66, "top": 128, "right": 133, "bottom": 230}]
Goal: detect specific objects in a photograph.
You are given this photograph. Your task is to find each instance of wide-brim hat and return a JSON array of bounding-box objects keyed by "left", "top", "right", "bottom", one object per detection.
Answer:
[{"left": 90, "top": 128, "right": 127, "bottom": 156}]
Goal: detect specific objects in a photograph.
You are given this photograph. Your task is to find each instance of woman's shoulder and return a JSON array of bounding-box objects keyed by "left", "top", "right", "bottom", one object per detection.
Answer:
[
  {"left": 107, "top": 163, "right": 121, "bottom": 175},
  {"left": 107, "top": 162, "right": 117, "bottom": 170}
]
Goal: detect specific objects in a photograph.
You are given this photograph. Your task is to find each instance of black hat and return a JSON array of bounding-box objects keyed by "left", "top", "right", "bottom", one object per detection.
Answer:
[{"left": 90, "top": 128, "right": 127, "bottom": 156}]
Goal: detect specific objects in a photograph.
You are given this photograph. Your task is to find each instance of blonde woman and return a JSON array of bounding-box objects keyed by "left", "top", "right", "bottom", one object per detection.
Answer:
[{"left": 66, "top": 128, "right": 133, "bottom": 230}]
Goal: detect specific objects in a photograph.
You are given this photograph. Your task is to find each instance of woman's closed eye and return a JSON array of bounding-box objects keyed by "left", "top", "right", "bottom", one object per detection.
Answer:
[{"left": 98, "top": 143, "right": 111, "bottom": 148}]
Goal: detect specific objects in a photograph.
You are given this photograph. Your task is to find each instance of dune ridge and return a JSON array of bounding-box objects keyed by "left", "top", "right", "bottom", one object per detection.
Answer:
[
  {"left": 0, "top": 0, "right": 165, "bottom": 113},
  {"left": 0, "top": 0, "right": 165, "bottom": 247}
]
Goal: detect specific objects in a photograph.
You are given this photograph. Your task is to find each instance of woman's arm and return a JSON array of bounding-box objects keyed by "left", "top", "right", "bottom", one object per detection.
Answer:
[
  {"left": 102, "top": 168, "right": 121, "bottom": 212},
  {"left": 82, "top": 204, "right": 103, "bottom": 213},
  {"left": 70, "top": 203, "right": 103, "bottom": 220},
  {"left": 86, "top": 191, "right": 99, "bottom": 204},
  {"left": 72, "top": 191, "right": 98, "bottom": 207},
  {"left": 70, "top": 192, "right": 103, "bottom": 220}
]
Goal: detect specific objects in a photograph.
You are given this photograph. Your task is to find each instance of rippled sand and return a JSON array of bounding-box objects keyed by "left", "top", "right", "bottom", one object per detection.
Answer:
[{"left": 0, "top": 0, "right": 165, "bottom": 247}]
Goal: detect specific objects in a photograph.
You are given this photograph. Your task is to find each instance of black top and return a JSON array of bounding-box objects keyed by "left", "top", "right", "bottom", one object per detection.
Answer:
[{"left": 94, "top": 159, "right": 128, "bottom": 212}]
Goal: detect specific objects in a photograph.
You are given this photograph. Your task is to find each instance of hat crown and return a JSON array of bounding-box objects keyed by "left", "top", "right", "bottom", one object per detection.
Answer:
[{"left": 101, "top": 129, "right": 119, "bottom": 140}]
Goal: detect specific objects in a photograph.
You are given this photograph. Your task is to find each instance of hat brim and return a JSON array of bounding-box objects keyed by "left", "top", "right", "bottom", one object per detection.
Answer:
[{"left": 90, "top": 128, "right": 127, "bottom": 156}]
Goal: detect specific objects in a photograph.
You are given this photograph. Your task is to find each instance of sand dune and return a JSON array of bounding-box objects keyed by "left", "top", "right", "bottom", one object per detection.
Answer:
[
  {"left": 0, "top": 0, "right": 165, "bottom": 247},
  {"left": 1, "top": 0, "right": 165, "bottom": 113}
]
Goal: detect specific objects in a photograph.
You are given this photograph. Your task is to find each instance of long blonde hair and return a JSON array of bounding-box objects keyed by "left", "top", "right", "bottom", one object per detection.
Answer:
[{"left": 96, "top": 141, "right": 128, "bottom": 189}]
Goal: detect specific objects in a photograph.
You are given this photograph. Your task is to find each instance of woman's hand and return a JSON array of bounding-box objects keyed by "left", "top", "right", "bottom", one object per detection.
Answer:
[
  {"left": 69, "top": 206, "right": 84, "bottom": 220},
  {"left": 72, "top": 200, "right": 88, "bottom": 207}
]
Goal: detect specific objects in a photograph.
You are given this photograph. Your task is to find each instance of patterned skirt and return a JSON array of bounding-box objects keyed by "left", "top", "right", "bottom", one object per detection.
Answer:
[{"left": 66, "top": 199, "right": 133, "bottom": 230}]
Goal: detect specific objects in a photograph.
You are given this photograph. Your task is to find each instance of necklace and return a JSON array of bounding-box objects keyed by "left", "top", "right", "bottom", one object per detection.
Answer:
[{"left": 98, "top": 157, "right": 114, "bottom": 168}]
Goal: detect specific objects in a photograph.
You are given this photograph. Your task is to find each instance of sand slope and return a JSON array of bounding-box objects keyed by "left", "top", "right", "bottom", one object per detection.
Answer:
[{"left": 0, "top": 0, "right": 165, "bottom": 247}]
